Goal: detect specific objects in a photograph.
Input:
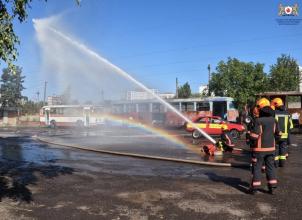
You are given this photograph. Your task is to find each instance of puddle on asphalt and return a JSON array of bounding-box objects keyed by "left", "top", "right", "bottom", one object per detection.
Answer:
[
  {"left": 0, "top": 137, "right": 64, "bottom": 164},
  {"left": 38, "top": 127, "right": 250, "bottom": 165}
]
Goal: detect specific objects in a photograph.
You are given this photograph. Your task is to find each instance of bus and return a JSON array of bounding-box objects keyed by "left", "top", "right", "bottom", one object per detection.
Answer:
[
  {"left": 111, "top": 97, "right": 239, "bottom": 127},
  {"left": 40, "top": 105, "right": 105, "bottom": 127},
  {"left": 257, "top": 91, "right": 302, "bottom": 128}
]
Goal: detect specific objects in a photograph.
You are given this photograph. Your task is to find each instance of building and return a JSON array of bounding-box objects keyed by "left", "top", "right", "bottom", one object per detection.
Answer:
[
  {"left": 126, "top": 89, "right": 158, "bottom": 101},
  {"left": 158, "top": 92, "right": 175, "bottom": 99},
  {"left": 126, "top": 89, "right": 175, "bottom": 101},
  {"left": 299, "top": 66, "right": 302, "bottom": 92},
  {"left": 199, "top": 84, "right": 208, "bottom": 94},
  {"left": 47, "top": 96, "right": 62, "bottom": 105}
]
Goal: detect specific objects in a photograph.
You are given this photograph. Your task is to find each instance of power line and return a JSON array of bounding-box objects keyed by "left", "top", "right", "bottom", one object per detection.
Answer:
[
  {"left": 125, "top": 47, "right": 302, "bottom": 71},
  {"left": 110, "top": 34, "right": 302, "bottom": 60}
]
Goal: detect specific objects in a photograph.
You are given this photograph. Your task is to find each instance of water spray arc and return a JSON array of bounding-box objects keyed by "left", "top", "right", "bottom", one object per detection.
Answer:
[{"left": 33, "top": 19, "right": 216, "bottom": 145}]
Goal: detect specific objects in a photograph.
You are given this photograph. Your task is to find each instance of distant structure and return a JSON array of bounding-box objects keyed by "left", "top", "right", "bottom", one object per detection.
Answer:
[
  {"left": 127, "top": 89, "right": 159, "bottom": 101},
  {"left": 47, "top": 96, "right": 62, "bottom": 105},
  {"left": 299, "top": 66, "right": 302, "bottom": 92},
  {"left": 159, "top": 92, "right": 175, "bottom": 99},
  {"left": 126, "top": 89, "right": 175, "bottom": 101},
  {"left": 199, "top": 84, "right": 208, "bottom": 94}
]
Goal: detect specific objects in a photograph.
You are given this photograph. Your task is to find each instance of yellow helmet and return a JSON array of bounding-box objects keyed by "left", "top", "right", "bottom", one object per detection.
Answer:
[
  {"left": 271, "top": 97, "right": 283, "bottom": 108},
  {"left": 256, "top": 98, "right": 270, "bottom": 109}
]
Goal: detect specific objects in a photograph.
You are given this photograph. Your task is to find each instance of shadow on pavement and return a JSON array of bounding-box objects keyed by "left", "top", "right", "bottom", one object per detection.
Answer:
[
  {"left": 204, "top": 172, "right": 250, "bottom": 194},
  {"left": 0, "top": 160, "right": 74, "bottom": 203}
]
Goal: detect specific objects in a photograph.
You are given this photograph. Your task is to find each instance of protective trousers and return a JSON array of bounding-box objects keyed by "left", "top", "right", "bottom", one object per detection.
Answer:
[
  {"left": 251, "top": 152, "right": 277, "bottom": 189},
  {"left": 275, "top": 141, "right": 287, "bottom": 167}
]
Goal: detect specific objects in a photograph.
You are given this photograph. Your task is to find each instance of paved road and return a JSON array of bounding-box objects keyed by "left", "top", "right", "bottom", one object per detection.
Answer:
[{"left": 0, "top": 128, "right": 301, "bottom": 219}]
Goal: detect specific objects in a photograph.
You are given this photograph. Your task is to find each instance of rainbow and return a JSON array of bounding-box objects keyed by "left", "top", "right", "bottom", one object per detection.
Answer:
[{"left": 96, "top": 114, "right": 203, "bottom": 155}]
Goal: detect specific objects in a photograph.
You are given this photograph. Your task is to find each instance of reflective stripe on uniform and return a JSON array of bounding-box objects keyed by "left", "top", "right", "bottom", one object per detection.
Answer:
[
  {"left": 279, "top": 155, "right": 286, "bottom": 160},
  {"left": 275, "top": 156, "right": 279, "bottom": 161},
  {"left": 289, "top": 116, "right": 294, "bottom": 129},
  {"left": 251, "top": 147, "right": 275, "bottom": 152},
  {"left": 275, "top": 114, "right": 289, "bottom": 139},
  {"left": 268, "top": 179, "right": 277, "bottom": 184},
  {"left": 282, "top": 116, "right": 289, "bottom": 139},
  {"left": 249, "top": 133, "right": 259, "bottom": 138},
  {"left": 252, "top": 181, "right": 261, "bottom": 186}
]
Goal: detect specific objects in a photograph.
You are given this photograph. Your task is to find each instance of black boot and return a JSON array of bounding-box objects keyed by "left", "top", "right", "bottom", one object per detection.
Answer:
[
  {"left": 279, "top": 160, "right": 285, "bottom": 167},
  {"left": 268, "top": 186, "right": 276, "bottom": 195},
  {"left": 248, "top": 188, "right": 258, "bottom": 195}
]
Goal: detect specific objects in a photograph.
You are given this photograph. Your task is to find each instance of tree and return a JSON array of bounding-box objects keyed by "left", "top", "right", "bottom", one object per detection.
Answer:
[
  {"left": 178, "top": 82, "right": 191, "bottom": 98},
  {"left": 190, "top": 93, "right": 201, "bottom": 98},
  {"left": 21, "top": 100, "right": 43, "bottom": 114},
  {"left": 268, "top": 54, "right": 300, "bottom": 92},
  {"left": 0, "top": 66, "right": 25, "bottom": 108},
  {"left": 209, "top": 58, "right": 268, "bottom": 108},
  {"left": 0, "top": 0, "right": 79, "bottom": 70}
]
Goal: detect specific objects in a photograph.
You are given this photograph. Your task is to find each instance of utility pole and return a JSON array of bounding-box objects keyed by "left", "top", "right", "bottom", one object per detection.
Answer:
[
  {"left": 36, "top": 91, "right": 40, "bottom": 102},
  {"left": 101, "top": 89, "right": 104, "bottom": 103},
  {"left": 176, "top": 77, "right": 179, "bottom": 98},
  {"left": 207, "top": 64, "right": 211, "bottom": 96},
  {"left": 43, "top": 81, "right": 47, "bottom": 105}
]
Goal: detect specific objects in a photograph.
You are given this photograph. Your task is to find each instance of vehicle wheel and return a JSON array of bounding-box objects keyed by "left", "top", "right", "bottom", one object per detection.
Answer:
[
  {"left": 50, "top": 120, "right": 56, "bottom": 129},
  {"left": 230, "top": 129, "right": 240, "bottom": 139},
  {"left": 192, "top": 130, "right": 201, "bottom": 139},
  {"left": 76, "top": 120, "right": 84, "bottom": 127}
]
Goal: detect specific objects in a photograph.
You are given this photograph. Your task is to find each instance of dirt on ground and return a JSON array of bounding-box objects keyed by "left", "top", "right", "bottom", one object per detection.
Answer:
[{"left": 0, "top": 128, "right": 301, "bottom": 220}]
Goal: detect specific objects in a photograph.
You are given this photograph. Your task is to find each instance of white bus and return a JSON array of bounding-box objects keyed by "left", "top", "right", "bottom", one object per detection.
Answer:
[{"left": 40, "top": 105, "right": 105, "bottom": 127}]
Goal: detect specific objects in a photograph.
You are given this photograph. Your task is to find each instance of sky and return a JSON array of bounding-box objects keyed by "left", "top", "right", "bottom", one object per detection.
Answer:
[{"left": 7, "top": 0, "right": 302, "bottom": 100}]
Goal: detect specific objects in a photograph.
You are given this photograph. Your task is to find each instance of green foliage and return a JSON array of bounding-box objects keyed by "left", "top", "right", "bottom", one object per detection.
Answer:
[
  {"left": 268, "top": 54, "right": 300, "bottom": 91},
  {"left": 21, "top": 100, "right": 43, "bottom": 114},
  {"left": 0, "top": 0, "right": 79, "bottom": 70},
  {"left": 190, "top": 93, "right": 201, "bottom": 98},
  {"left": 178, "top": 82, "right": 191, "bottom": 98},
  {"left": 0, "top": 66, "right": 25, "bottom": 108},
  {"left": 0, "top": 0, "right": 35, "bottom": 69},
  {"left": 209, "top": 58, "right": 267, "bottom": 108}
]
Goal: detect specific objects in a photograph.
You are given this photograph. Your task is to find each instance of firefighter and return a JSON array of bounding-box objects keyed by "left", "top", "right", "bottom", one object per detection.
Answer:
[
  {"left": 248, "top": 98, "right": 279, "bottom": 195},
  {"left": 220, "top": 124, "right": 235, "bottom": 152},
  {"left": 271, "top": 97, "right": 293, "bottom": 167}
]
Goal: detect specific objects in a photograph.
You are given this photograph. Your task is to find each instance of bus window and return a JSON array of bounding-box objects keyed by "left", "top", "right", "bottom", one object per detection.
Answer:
[
  {"left": 127, "top": 104, "right": 136, "bottom": 113},
  {"left": 170, "top": 102, "right": 180, "bottom": 111},
  {"left": 64, "top": 107, "right": 81, "bottom": 116},
  {"left": 197, "top": 102, "right": 210, "bottom": 111},
  {"left": 180, "top": 102, "right": 194, "bottom": 111},
  {"left": 212, "top": 101, "right": 227, "bottom": 119},
  {"left": 138, "top": 103, "right": 148, "bottom": 112},
  {"left": 229, "top": 101, "right": 235, "bottom": 110},
  {"left": 186, "top": 102, "right": 194, "bottom": 111},
  {"left": 152, "top": 103, "right": 161, "bottom": 113},
  {"left": 50, "top": 108, "right": 56, "bottom": 114}
]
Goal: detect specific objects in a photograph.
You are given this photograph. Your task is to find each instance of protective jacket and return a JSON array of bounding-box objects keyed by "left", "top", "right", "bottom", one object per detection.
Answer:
[
  {"left": 275, "top": 108, "right": 293, "bottom": 140},
  {"left": 249, "top": 117, "right": 279, "bottom": 152}
]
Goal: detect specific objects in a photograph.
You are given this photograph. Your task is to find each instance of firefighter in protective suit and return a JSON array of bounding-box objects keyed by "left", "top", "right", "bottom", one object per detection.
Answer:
[
  {"left": 248, "top": 98, "right": 279, "bottom": 195},
  {"left": 271, "top": 97, "right": 293, "bottom": 167},
  {"left": 220, "top": 124, "right": 235, "bottom": 152}
]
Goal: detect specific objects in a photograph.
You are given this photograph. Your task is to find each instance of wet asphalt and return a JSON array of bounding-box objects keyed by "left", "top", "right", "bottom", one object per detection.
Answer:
[{"left": 0, "top": 127, "right": 301, "bottom": 219}]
